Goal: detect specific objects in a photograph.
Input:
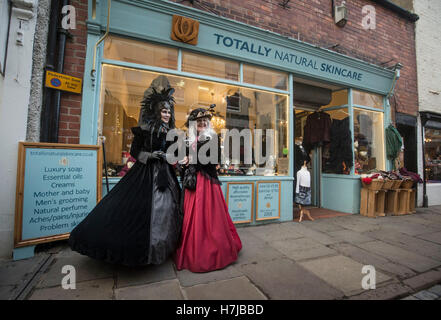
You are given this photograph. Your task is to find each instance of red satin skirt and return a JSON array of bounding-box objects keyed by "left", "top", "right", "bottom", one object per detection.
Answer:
[{"left": 175, "top": 172, "right": 242, "bottom": 272}]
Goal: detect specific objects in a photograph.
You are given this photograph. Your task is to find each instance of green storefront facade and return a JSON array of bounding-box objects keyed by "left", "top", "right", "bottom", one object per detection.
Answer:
[{"left": 80, "top": 0, "right": 395, "bottom": 224}]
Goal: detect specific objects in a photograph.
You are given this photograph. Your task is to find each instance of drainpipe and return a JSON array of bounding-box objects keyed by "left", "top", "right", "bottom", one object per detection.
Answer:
[
  {"left": 52, "top": 0, "right": 70, "bottom": 142},
  {"left": 40, "top": 0, "right": 61, "bottom": 142}
]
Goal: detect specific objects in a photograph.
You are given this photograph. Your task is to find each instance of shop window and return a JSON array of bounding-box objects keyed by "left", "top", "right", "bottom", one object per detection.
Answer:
[
  {"left": 322, "top": 108, "right": 352, "bottom": 174},
  {"left": 103, "top": 35, "right": 178, "bottom": 70},
  {"left": 321, "top": 90, "right": 348, "bottom": 108},
  {"left": 353, "top": 89, "right": 383, "bottom": 110},
  {"left": 424, "top": 128, "right": 441, "bottom": 183},
  {"left": 353, "top": 108, "right": 385, "bottom": 174},
  {"left": 182, "top": 51, "right": 239, "bottom": 81},
  {"left": 99, "top": 65, "right": 289, "bottom": 177},
  {"left": 243, "top": 64, "right": 288, "bottom": 91}
]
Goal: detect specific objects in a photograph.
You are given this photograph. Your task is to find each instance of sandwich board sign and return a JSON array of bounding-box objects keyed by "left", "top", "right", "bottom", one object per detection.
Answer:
[{"left": 14, "top": 142, "right": 102, "bottom": 260}]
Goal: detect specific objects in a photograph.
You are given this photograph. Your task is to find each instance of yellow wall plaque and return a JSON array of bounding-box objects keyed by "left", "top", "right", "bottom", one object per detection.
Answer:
[{"left": 45, "top": 70, "right": 83, "bottom": 94}]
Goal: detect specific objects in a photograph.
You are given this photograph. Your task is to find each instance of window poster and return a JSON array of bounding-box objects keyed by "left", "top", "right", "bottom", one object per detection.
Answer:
[
  {"left": 256, "top": 181, "right": 281, "bottom": 221},
  {"left": 226, "top": 182, "right": 254, "bottom": 224}
]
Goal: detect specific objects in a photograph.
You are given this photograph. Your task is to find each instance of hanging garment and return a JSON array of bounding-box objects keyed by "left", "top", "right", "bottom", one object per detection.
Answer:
[
  {"left": 327, "top": 117, "right": 353, "bottom": 174},
  {"left": 295, "top": 167, "right": 311, "bottom": 205},
  {"left": 399, "top": 167, "right": 423, "bottom": 183},
  {"left": 386, "top": 124, "right": 403, "bottom": 161},
  {"left": 302, "top": 111, "right": 332, "bottom": 153}
]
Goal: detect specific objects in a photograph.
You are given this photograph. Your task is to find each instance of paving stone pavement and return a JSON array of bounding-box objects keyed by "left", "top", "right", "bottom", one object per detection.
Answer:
[{"left": 1, "top": 205, "right": 441, "bottom": 300}]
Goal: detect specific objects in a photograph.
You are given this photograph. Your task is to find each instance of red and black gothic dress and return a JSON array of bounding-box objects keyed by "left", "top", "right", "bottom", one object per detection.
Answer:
[{"left": 174, "top": 136, "right": 242, "bottom": 272}]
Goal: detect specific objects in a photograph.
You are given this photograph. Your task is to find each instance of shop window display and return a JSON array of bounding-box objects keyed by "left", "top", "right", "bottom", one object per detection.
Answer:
[
  {"left": 243, "top": 64, "right": 288, "bottom": 91},
  {"left": 182, "top": 51, "right": 239, "bottom": 81},
  {"left": 353, "top": 109, "right": 385, "bottom": 174},
  {"left": 424, "top": 128, "right": 441, "bottom": 183},
  {"left": 99, "top": 65, "right": 289, "bottom": 177},
  {"left": 322, "top": 108, "right": 352, "bottom": 174},
  {"left": 352, "top": 89, "right": 383, "bottom": 110},
  {"left": 322, "top": 90, "right": 348, "bottom": 108},
  {"left": 103, "top": 35, "right": 178, "bottom": 70}
]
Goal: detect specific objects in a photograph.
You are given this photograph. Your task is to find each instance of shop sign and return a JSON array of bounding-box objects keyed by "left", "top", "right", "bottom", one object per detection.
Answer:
[
  {"left": 45, "top": 70, "right": 83, "bottom": 94},
  {"left": 256, "top": 181, "right": 281, "bottom": 221},
  {"left": 14, "top": 142, "right": 102, "bottom": 248},
  {"left": 171, "top": 15, "right": 199, "bottom": 45},
  {"left": 226, "top": 182, "right": 254, "bottom": 224},
  {"left": 213, "top": 33, "right": 363, "bottom": 82}
]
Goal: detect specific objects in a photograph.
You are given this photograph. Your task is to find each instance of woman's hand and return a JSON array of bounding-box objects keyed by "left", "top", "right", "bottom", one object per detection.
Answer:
[{"left": 179, "top": 156, "right": 189, "bottom": 166}]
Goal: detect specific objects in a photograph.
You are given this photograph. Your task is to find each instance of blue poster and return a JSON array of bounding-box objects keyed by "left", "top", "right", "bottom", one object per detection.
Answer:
[
  {"left": 21, "top": 148, "right": 98, "bottom": 240},
  {"left": 256, "top": 182, "right": 281, "bottom": 221},
  {"left": 227, "top": 183, "right": 253, "bottom": 224}
]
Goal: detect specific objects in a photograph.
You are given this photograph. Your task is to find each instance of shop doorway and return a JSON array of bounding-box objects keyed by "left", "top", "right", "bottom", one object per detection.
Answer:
[
  {"left": 292, "top": 79, "right": 346, "bottom": 216},
  {"left": 294, "top": 109, "right": 321, "bottom": 207}
]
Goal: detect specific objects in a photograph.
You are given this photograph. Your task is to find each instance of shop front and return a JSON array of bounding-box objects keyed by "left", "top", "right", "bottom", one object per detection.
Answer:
[{"left": 79, "top": 0, "right": 395, "bottom": 223}]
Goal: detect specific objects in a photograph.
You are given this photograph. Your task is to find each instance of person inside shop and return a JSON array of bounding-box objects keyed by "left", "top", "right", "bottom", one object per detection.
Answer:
[
  {"left": 68, "top": 86, "right": 182, "bottom": 266},
  {"left": 175, "top": 106, "right": 242, "bottom": 273}
]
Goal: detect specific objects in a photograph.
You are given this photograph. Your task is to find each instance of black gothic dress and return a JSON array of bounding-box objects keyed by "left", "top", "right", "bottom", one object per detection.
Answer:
[{"left": 68, "top": 122, "right": 182, "bottom": 266}]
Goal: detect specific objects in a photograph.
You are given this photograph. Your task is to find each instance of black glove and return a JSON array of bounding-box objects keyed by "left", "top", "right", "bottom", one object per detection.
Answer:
[
  {"left": 137, "top": 151, "right": 165, "bottom": 164},
  {"left": 150, "top": 151, "right": 165, "bottom": 160}
]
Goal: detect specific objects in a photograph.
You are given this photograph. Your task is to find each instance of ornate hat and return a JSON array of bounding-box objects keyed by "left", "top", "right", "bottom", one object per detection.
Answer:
[{"left": 185, "top": 104, "right": 216, "bottom": 127}]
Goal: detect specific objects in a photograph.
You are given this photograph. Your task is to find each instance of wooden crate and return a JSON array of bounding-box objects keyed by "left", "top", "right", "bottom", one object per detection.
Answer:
[
  {"left": 362, "top": 179, "right": 384, "bottom": 190},
  {"left": 360, "top": 188, "right": 386, "bottom": 218},
  {"left": 386, "top": 190, "right": 399, "bottom": 215},
  {"left": 397, "top": 189, "right": 412, "bottom": 215},
  {"left": 375, "top": 190, "right": 386, "bottom": 217},
  {"left": 382, "top": 180, "right": 394, "bottom": 190},
  {"left": 390, "top": 180, "right": 403, "bottom": 189},
  {"left": 408, "top": 189, "right": 416, "bottom": 214},
  {"left": 401, "top": 180, "right": 414, "bottom": 189}
]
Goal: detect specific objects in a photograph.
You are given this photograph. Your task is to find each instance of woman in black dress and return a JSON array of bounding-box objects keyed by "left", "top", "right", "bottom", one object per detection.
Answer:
[{"left": 68, "top": 87, "right": 182, "bottom": 266}]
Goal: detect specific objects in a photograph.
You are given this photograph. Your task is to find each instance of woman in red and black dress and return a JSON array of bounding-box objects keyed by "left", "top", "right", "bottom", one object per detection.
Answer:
[{"left": 175, "top": 107, "right": 242, "bottom": 273}]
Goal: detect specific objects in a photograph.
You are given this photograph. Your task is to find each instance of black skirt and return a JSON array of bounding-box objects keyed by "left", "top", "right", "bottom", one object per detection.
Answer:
[{"left": 68, "top": 160, "right": 182, "bottom": 266}]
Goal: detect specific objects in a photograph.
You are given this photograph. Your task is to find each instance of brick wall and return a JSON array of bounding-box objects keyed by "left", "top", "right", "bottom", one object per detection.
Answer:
[
  {"left": 58, "top": 0, "right": 418, "bottom": 143},
  {"left": 58, "top": 0, "right": 88, "bottom": 144}
]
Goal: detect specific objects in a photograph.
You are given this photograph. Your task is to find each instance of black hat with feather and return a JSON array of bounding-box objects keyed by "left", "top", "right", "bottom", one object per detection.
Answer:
[{"left": 140, "top": 87, "right": 176, "bottom": 129}]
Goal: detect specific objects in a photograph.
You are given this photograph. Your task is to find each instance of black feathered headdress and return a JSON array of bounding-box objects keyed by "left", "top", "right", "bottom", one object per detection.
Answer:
[{"left": 140, "top": 87, "right": 176, "bottom": 129}]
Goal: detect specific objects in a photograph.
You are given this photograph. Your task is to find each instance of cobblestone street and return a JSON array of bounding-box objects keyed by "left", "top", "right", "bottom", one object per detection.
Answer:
[{"left": 2, "top": 206, "right": 441, "bottom": 300}]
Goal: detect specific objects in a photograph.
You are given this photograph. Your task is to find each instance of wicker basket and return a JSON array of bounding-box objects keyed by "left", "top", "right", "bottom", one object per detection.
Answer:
[
  {"left": 362, "top": 179, "right": 384, "bottom": 190},
  {"left": 401, "top": 180, "right": 414, "bottom": 189},
  {"left": 382, "top": 179, "right": 394, "bottom": 190},
  {"left": 390, "top": 180, "right": 403, "bottom": 189}
]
